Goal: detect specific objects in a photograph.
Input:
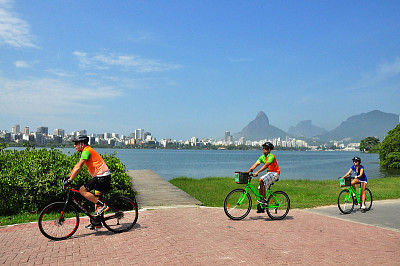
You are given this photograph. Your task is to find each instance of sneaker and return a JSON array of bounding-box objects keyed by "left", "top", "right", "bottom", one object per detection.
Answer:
[
  {"left": 257, "top": 198, "right": 268, "bottom": 205},
  {"left": 93, "top": 204, "right": 109, "bottom": 216},
  {"left": 85, "top": 223, "right": 102, "bottom": 230},
  {"left": 256, "top": 204, "right": 265, "bottom": 213}
]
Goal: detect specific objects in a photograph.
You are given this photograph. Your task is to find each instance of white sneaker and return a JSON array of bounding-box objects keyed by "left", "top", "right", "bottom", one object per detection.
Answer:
[{"left": 361, "top": 205, "right": 366, "bottom": 209}]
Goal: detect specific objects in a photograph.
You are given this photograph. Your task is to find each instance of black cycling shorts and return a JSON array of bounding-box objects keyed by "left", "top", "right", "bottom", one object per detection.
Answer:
[{"left": 84, "top": 175, "right": 112, "bottom": 193}]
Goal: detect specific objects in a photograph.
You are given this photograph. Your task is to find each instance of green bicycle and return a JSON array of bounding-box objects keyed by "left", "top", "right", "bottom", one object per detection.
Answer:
[
  {"left": 337, "top": 175, "right": 373, "bottom": 214},
  {"left": 224, "top": 172, "right": 290, "bottom": 220}
]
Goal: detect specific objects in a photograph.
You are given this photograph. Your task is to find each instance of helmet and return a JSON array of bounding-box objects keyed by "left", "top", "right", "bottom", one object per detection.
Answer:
[
  {"left": 72, "top": 135, "right": 89, "bottom": 144},
  {"left": 262, "top": 142, "right": 274, "bottom": 150},
  {"left": 352, "top": 156, "right": 361, "bottom": 163}
]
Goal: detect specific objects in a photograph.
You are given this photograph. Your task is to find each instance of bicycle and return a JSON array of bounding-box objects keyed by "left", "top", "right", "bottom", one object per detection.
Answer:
[
  {"left": 337, "top": 175, "right": 373, "bottom": 214},
  {"left": 224, "top": 171, "right": 290, "bottom": 220},
  {"left": 38, "top": 184, "right": 138, "bottom": 241}
]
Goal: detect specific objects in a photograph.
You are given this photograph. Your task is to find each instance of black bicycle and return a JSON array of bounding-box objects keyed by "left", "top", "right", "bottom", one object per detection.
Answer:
[{"left": 38, "top": 186, "right": 138, "bottom": 241}]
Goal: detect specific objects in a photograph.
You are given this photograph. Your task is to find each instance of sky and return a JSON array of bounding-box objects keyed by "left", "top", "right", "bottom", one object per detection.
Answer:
[{"left": 1, "top": 0, "right": 399, "bottom": 140}]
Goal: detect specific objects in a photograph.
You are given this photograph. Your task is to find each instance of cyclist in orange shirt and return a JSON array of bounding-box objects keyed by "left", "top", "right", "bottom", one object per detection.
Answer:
[
  {"left": 64, "top": 135, "right": 112, "bottom": 229},
  {"left": 247, "top": 142, "right": 280, "bottom": 212}
]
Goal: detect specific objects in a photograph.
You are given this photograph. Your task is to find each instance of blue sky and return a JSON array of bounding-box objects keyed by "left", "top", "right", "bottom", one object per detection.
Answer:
[{"left": 1, "top": 0, "right": 399, "bottom": 140}]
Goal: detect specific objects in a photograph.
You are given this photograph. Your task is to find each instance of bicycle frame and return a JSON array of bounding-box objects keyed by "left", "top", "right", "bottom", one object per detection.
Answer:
[
  {"left": 344, "top": 185, "right": 370, "bottom": 204},
  {"left": 62, "top": 188, "right": 117, "bottom": 224},
  {"left": 62, "top": 188, "right": 97, "bottom": 222},
  {"left": 240, "top": 177, "right": 282, "bottom": 209}
]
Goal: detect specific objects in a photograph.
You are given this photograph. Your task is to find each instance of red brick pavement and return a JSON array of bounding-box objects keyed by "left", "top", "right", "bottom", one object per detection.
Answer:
[{"left": 0, "top": 207, "right": 399, "bottom": 265}]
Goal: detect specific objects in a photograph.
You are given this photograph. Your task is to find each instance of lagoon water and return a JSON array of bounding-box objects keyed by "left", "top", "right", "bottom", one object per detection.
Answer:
[{"left": 47, "top": 148, "right": 399, "bottom": 181}]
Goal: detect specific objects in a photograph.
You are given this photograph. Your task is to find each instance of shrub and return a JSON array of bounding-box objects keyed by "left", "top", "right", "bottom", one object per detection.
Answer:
[{"left": 0, "top": 146, "right": 134, "bottom": 215}]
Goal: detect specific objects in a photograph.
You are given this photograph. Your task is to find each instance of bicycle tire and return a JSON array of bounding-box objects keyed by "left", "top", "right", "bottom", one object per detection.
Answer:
[
  {"left": 266, "top": 191, "right": 290, "bottom": 220},
  {"left": 102, "top": 196, "right": 138, "bottom": 233},
  {"left": 224, "top": 189, "right": 252, "bottom": 220},
  {"left": 38, "top": 202, "right": 79, "bottom": 241},
  {"left": 364, "top": 188, "right": 373, "bottom": 211},
  {"left": 337, "top": 189, "right": 354, "bottom": 214}
]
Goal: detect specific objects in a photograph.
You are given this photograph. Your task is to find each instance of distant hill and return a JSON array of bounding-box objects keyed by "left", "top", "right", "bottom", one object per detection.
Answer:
[
  {"left": 317, "top": 110, "right": 399, "bottom": 142},
  {"left": 234, "top": 111, "right": 289, "bottom": 141},
  {"left": 233, "top": 110, "right": 399, "bottom": 143},
  {"left": 288, "top": 120, "right": 327, "bottom": 138}
]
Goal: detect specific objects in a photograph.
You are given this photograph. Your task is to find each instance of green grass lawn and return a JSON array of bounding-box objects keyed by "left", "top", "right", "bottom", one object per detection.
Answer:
[{"left": 170, "top": 176, "right": 400, "bottom": 209}]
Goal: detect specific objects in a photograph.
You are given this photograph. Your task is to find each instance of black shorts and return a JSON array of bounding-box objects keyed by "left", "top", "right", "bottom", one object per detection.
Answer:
[{"left": 84, "top": 175, "right": 112, "bottom": 193}]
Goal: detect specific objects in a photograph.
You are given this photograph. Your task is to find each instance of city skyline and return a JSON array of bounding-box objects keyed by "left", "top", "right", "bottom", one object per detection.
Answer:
[
  {"left": 1, "top": 1, "right": 399, "bottom": 140},
  {"left": 2, "top": 122, "right": 313, "bottom": 149}
]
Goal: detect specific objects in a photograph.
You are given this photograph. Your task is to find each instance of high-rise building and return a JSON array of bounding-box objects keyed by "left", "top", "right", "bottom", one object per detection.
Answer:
[
  {"left": 225, "top": 131, "right": 231, "bottom": 142},
  {"left": 54, "top": 129, "right": 65, "bottom": 137},
  {"left": 12, "top": 125, "right": 20, "bottom": 134},
  {"left": 22, "top": 127, "right": 29, "bottom": 135},
  {"left": 135, "top": 128, "right": 144, "bottom": 140},
  {"left": 78, "top": 130, "right": 87, "bottom": 136},
  {"left": 37, "top": 126, "right": 48, "bottom": 135}
]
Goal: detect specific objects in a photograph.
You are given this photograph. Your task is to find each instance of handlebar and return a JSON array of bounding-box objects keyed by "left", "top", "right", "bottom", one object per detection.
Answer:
[{"left": 338, "top": 174, "right": 353, "bottom": 179}]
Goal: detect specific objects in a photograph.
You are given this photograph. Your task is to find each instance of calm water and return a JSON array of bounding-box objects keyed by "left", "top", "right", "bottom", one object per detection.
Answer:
[{"left": 28, "top": 148, "right": 399, "bottom": 181}]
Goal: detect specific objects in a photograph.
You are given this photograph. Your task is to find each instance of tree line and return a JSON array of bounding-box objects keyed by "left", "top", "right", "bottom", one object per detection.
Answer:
[{"left": 360, "top": 123, "right": 400, "bottom": 168}]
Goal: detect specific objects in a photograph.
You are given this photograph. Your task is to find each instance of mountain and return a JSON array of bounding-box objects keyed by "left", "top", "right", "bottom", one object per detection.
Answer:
[
  {"left": 234, "top": 111, "right": 289, "bottom": 141},
  {"left": 317, "top": 110, "right": 399, "bottom": 142},
  {"left": 288, "top": 120, "right": 327, "bottom": 138}
]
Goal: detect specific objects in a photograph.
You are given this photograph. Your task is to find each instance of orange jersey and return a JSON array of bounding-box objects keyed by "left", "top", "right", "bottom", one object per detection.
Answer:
[
  {"left": 258, "top": 153, "right": 280, "bottom": 175},
  {"left": 81, "top": 146, "right": 110, "bottom": 177}
]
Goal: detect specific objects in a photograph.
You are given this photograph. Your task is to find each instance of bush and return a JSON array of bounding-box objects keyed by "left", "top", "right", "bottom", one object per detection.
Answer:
[
  {"left": 379, "top": 123, "right": 400, "bottom": 168},
  {"left": 0, "top": 146, "right": 134, "bottom": 215}
]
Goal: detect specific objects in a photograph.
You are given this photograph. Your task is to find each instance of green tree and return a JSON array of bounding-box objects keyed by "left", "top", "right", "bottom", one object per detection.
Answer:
[
  {"left": 379, "top": 123, "right": 400, "bottom": 168},
  {"left": 359, "top": 136, "right": 380, "bottom": 152}
]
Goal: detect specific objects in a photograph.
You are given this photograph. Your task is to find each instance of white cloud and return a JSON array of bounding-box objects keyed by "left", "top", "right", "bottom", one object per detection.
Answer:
[
  {"left": 349, "top": 57, "right": 400, "bottom": 90},
  {"left": 0, "top": 75, "right": 122, "bottom": 116},
  {"left": 46, "top": 68, "right": 74, "bottom": 77},
  {"left": 73, "top": 51, "right": 182, "bottom": 72},
  {"left": 14, "top": 60, "right": 29, "bottom": 68},
  {"left": 0, "top": 1, "right": 37, "bottom": 48}
]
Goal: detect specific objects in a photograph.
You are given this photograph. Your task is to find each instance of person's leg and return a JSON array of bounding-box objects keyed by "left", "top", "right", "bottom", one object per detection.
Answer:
[
  {"left": 360, "top": 182, "right": 366, "bottom": 206},
  {"left": 259, "top": 178, "right": 266, "bottom": 199},
  {"left": 351, "top": 178, "right": 359, "bottom": 195},
  {"left": 79, "top": 185, "right": 98, "bottom": 204}
]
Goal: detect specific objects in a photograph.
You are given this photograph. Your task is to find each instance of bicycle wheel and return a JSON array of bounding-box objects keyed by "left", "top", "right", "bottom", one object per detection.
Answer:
[
  {"left": 224, "top": 189, "right": 252, "bottom": 220},
  {"left": 364, "top": 188, "right": 373, "bottom": 211},
  {"left": 102, "top": 196, "right": 138, "bottom": 233},
  {"left": 38, "top": 202, "right": 79, "bottom": 241},
  {"left": 338, "top": 189, "right": 354, "bottom": 214},
  {"left": 266, "top": 191, "right": 290, "bottom": 220}
]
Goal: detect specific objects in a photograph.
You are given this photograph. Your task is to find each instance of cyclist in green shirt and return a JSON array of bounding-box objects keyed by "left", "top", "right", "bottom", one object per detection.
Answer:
[{"left": 247, "top": 142, "right": 280, "bottom": 212}]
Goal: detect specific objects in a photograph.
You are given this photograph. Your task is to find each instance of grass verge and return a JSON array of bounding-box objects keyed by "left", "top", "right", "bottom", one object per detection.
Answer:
[{"left": 169, "top": 176, "right": 400, "bottom": 209}]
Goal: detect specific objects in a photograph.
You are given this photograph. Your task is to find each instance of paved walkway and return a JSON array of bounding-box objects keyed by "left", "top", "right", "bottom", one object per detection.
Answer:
[
  {"left": 1, "top": 207, "right": 399, "bottom": 265},
  {"left": 0, "top": 171, "right": 399, "bottom": 265},
  {"left": 127, "top": 170, "right": 202, "bottom": 208},
  {"left": 304, "top": 199, "right": 400, "bottom": 232}
]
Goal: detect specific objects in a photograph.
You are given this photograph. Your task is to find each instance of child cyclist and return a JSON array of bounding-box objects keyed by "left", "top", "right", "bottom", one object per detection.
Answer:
[
  {"left": 64, "top": 135, "right": 112, "bottom": 229},
  {"left": 247, "top": 141, "right": 280, "bottom": 213}
]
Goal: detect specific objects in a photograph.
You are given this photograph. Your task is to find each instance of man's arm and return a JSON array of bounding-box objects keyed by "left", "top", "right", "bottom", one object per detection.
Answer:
[
  {"left": 248, "top": 161, "right": 261, "bottom": 173},
  {"left": 68, "top": 159, "right": 86, "bottom": 181},
  {"left": 254, "top": 162, "right": 270, "bottom": 176}
]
